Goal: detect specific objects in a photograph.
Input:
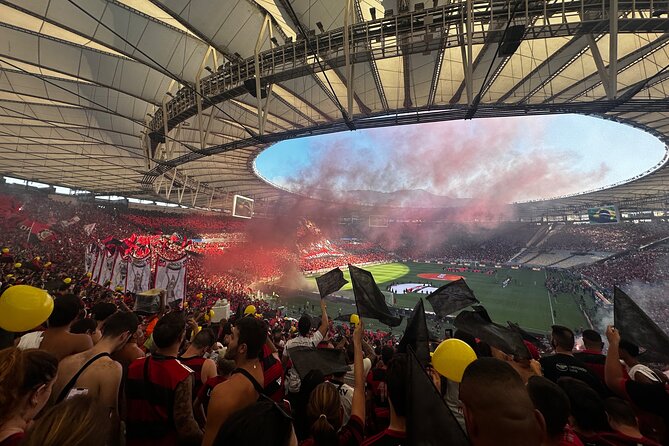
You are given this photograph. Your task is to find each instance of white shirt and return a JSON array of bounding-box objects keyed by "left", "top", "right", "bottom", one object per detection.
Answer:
[
  {"left": 284, "top": 331, "right": 324, "bottom": 360},
  {"left": 628, "top": 364, "right": 662, "bottom": 383},
  {"left": 284, "top": 331, "right": 324, "bottom": 393}
]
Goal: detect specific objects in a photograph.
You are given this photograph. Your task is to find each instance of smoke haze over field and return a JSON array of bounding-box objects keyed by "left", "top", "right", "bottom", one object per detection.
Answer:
[{"left": 282, "top": 118, "right": 610, "bottom": 204}]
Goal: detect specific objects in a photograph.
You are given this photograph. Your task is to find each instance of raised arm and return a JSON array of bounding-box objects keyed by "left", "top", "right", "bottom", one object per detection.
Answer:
[
  {"left": 350, "top": 319, "right": 366, "bottom": 422},
  {"left": 605, "top": 325, "right": 625, "bottom": 396},
  {"left": 317, "top": 299, "right": 329, "bottom": 338}
]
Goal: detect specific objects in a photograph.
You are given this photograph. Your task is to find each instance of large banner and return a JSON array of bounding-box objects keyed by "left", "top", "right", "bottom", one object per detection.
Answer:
[
  {"left": 126, "top": 255, "right": 151, "bottom": 294},
  {"left": 97, "top": 249, "right": 115, "bottom": 286},
  {"left": 154, "top": 256, "right": 187, "bottom": 304},
  {"left": 92, "top": 245, "right": 105, "bottom": 283},
  {"left": 109, "top": 254, "right": 129, "bottom": 292}
]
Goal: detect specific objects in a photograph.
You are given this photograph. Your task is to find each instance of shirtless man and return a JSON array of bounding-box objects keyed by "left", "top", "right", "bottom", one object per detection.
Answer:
[
  {"left": 50, "top": 311, "right": 139, "bottom": 416},
  {"left": 202, "top": 316, "right": 268, "bottom": 446},
  {"left": 37, "top": 295, "right": 93, "bottom": 360}
]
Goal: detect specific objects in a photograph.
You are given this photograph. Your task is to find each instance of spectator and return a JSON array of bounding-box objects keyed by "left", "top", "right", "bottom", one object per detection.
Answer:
[
  {"left": 618, "top": 339, "right": 664, "bottom": 384},
  {"left": 362, "top": 354, "right": 408, "bottom": 446},
  {"left": 557, "top": 377, "right": 610, "bottom": 442},
  {"left": 604, "top": 326, "right": 669, "bottom": 441},
  {"left": 111, "top": 325, "right": 145, "bottom": 371},
  {"left": 459, "top": 357, "right": 545, "bottom": 446},
  {"left": 284, "top": 300, "right": 329, "bottom": 394},
  {"left": 126, "top": 312, "right": 202, "bottom": 446},
  {"left": 212, "top": 399, "right": 297, "bottom": 446},
  {"left": 302, "top": 321, "right": 365, "bottom": 446},
  {"left": 574, "top": 329, "right": 607, "bottom": 382},
  {"left": 70, "top": 318, "right": 102, "bottom": 345},
  {"left": 540, "top": 325, "right": 607, "bottom": 396},
  {"left": 51, "top": 311, "right": 139, "bottom": 416},
  {"left": 20, "top": 395, "right": 114, "bottom": 446},
  {"left": 179, "top": 328, "right": 217, "bottom": 396},
  {"left": 18, "top": 294, "right": 93, "bottom": 361},
  {"left": 193, "top": 357, "right": 236, "bottom": 420},
  {"left": 601, "top": 397, "right": 661, "bottom": 446},
  {"left": 90, "top": 302, "right": 118, "bottom": 331},
  {"left": 527, "top": 376, "right": 584, "bottom": 446},
  {"left": 203, "top": 316, "right": 267, "bottom": 446},
  {"left": 0, "top": 348, "right": 58, "bottom": 446}
]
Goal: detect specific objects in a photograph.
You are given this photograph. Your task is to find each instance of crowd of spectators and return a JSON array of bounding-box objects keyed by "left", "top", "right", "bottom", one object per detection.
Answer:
[
  {"left": 541, "top": 223, "right": 669, "bottom": 253},
  {"left": 1, "top": 186, "right": 669, "bottom": 445},
  {"left": 0, "top": 280, "right": 667, "bottom": 446},
  {"left": 575, "top": 247, "right": 669, "bottom": 294}
]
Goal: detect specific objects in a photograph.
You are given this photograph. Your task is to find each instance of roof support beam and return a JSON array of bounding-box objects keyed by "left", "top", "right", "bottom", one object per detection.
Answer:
[
  {"left": 587, "top": 34, "right": 611, "bottom": 98},
  {"left": 255, "top": 14, "right": 276, "bottom": 136},
  {"left": 344, "top": 0, "right": 355, "bottom": 116},
  {"left": 609, "top": 0, "right": 619, "bottom": 100}
]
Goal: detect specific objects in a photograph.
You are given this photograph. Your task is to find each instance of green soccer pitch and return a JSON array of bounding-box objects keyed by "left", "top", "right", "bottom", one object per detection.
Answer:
[{"left": 287, "top": 262, "right": 589, "bottom": 335}]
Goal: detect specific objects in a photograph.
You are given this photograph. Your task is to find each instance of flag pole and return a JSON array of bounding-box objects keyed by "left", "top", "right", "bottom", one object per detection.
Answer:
[{"left": 26, "top": 221, "right": 35, "bottom": 243}]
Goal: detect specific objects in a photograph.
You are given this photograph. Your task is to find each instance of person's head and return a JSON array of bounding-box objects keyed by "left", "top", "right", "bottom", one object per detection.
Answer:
[
  {"left": 214, "top": 399, "right": 296, "bottom": 446},
  {"left": 192, "top": 328, "right": 216, "bottom": 352},
  {"left": 90, "top": 302, "right": 117, "bottom": 325},
  {"left": 527, "top": 376, "right": 571, "bottom": 441},
  {"left": 298, "top": 315, "right": 312, "bottom": 337},
  {"left": 47, "top": 294, "right": 83, "bottom": 328},
  {"left": 550, "top": 325, "right": 575, "bottom": 352},
  {"left": 557, "top": 377, "right": 608, "bottom": 434},
  {"left": 604, "top": 397, "right": 640, "bottom": 433},
  {"left": 21, "top": 395, "right": 113, "bottom": 446},
  {"left": 307, "top": 382, "right": 343, "bottom": 446},
  {"left": 581, "top": 329, "right": 604, "bottom": 352},
  {"left": 101, "top": 311, "right": 140, "bottom": 351},
  {"left": 386, "top": 354, "right": 408, "bottom": 418},
  {"left": 0, "top": 348, "right": 58, "bottom": 425},
  {"left": 225, "top": 316, "right": 266, "bottom": 362},
  {"left": 70, "top": 318, "right": 102, "bottom": 344},
  {"left": 381, "top": 345, "right": 395, "bottom": 365},
  {"left": 216, "top": 357, "right": 236, "bottom": 377},
  {"left": 152, "top": 311, "right": 187, "bottom": 350},
  {"left": 459, "top": 357, "right": 545, "bottom": 446},
  {"left": 220, "top": 321, "right": 233, "bottom": 347},
  {"left": 618, "top": 339, "right": 640, "bottom": 364}
]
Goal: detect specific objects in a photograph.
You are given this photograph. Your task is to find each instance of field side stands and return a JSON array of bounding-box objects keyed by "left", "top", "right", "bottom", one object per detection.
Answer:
[
  {"left": 535, "top": 224, "right": 563, "bottom": 248},
  {"left": 508, "top": 224, "right": 549, "bottom": 263}
]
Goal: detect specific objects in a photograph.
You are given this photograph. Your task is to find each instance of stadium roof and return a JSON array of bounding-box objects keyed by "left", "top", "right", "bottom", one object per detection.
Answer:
[{"left": 1, "top": 0, "right": 669, "bottom": 217}]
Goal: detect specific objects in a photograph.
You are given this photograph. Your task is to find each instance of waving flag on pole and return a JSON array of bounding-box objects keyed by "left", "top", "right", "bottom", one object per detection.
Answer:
[
  {"left": 426, "top": 278, "right": 479, "bottom": 318},
  {"left": 316, "top": 267, "right": 348, "bottom": 299},
  {"left": 615, "top": 286, "right": 669, "bottom": 360},
  {"left": 348, "top": 264, "right": 402, "bottom": 327},
  {"left": 398, "top": 298, "right": 431, "bottom": 367}
]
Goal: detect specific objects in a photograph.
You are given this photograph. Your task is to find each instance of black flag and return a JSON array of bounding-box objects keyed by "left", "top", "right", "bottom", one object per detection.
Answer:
[
  {"left": 454, "top": 310, "right": 530, "bottom": 360},
  {"left": 507, "top": 321, "right": 542, "bottom": 348},
  {"left": 407, "top": 347, "right": 470, "bottom": 446},
  {"left": 234, "top": 303, "right": 243, "bottom": 322},
  {"left": 348, "top": 264, "right": 402, "bottom": 327},
  {"left": 614, "top": 286, "right": 669, "bottom": 360},
  {"left": 289, "top": 346, "right": 349, "bottom": 379},
  {"left": 426, "top": 278, "right": 479, "bottom": 319},
  {"left": 398, "top": 299, "right": 430, "bottom": 367},
  {"left": 316, "top": 267, "right": 348, "bottom": 299}
]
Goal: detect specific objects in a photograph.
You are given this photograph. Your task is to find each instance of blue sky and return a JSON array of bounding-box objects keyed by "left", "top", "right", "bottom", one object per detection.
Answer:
[{"left": 255, "top": 114, "right": 666, "bottom": 202}]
